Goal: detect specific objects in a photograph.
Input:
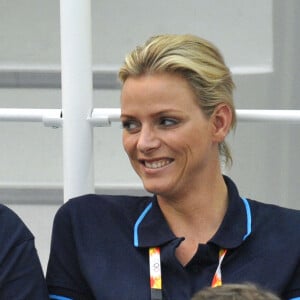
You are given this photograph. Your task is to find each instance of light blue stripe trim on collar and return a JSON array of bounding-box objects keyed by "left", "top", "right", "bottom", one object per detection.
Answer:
[
  {"left": 241, "top": 197, "right": 252, "bottom": 240},
  {"left": 49, "top": 295, "right": 72, "bottom": 300},
  {"left": 289, "top": 297, "right": 300, "bottom": 300},
  {"left": 134, "top": 202, "right": 153, "bottom": 247}
]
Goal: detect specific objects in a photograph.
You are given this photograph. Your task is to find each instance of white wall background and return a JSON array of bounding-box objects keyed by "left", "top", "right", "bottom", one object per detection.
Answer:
[{"left": 0, "top": 0, "right": 299, "bottom": 271}]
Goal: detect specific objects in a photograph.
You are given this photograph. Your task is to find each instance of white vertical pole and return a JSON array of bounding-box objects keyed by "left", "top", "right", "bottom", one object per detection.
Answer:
[{"left": 60, "top": 0, "right": 94, "bottom": 202}]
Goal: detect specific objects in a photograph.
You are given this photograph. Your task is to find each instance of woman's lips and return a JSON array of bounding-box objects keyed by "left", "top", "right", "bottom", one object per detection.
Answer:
[{"left": 142, "top": 158, "right": 173, "bottom": 169}]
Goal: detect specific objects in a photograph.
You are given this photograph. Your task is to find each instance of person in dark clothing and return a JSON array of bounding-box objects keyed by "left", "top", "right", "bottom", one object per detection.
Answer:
[
  {"left": 0, "top": 203, "right": 48, "bottom": 299},
  {"left": 46, "top": 34, "right": 300, "bottom": 300}
]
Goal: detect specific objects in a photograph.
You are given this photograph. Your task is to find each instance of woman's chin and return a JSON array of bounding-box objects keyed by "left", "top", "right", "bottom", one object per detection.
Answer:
[{"left": 142, "top": 182, "right": 174, "bottom": 197}]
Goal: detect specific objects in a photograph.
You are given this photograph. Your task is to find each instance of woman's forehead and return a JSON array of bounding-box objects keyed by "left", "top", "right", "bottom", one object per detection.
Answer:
[{"left": 121, "top": 73, "right": 198, "bottom": 107}]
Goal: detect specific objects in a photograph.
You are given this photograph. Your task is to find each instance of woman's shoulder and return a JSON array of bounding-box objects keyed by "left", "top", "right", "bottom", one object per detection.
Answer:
[
  {"left": 248, "top": 199, "right": 300, "bottom": 236},
  {"left": 249, "top": 199, "right": 300, "bottom": 218},
  {"left": 67, "top": 193, "right": 153, "bottom": 209},
  {"left": 51, "top": 194, "right": 155, "bottom": 239},
  {"left": 55, "top": 193, "right": 154, "bottom": 221}
]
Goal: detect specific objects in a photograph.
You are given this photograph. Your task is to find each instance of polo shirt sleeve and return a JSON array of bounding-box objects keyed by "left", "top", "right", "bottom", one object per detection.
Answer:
[
  {"left": 0, "top": 205, "right": 48, "bottom": 299},
  {"left": 46, "top": 202, "right": 95, "bottom": 300}
]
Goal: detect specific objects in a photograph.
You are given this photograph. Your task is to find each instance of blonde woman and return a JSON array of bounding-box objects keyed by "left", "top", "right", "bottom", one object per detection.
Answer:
[{"left": 46, "top": 34, "right": 300, "bottom": 300}]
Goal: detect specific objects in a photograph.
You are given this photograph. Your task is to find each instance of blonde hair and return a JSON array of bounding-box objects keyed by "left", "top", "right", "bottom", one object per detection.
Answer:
[{"left": 119, "top": 34, "right": 236, "bottom": 166}]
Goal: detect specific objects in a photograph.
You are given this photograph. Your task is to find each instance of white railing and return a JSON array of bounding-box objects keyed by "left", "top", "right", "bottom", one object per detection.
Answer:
[
  {"left": 60, "top": 0, "right": 95, "bottom": 200},
  {"left": 0, "top": 108, "right": 62, "bottom": 127},
  {"left": 236, "top": 109, "right": 300, "bottom": 123},
  {"left": 1, "top": 108, "right": 300, "bottom": 126}
]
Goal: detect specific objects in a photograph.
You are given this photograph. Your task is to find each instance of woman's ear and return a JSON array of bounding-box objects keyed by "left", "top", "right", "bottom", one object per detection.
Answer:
[{"left": 211, "top": 103, "right": 233, "bottom": 142}]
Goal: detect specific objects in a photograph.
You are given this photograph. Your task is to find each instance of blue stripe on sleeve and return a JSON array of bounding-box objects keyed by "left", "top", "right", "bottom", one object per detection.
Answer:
[{"left": 49, "top": 295, "right": 72, "bottom": 300}]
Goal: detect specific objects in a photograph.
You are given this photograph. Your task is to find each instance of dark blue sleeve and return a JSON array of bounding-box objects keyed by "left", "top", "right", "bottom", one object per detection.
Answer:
[
  {"left": 46, "top": 202, "right": 95, "bottom": 300},
  {"left": 0, "top": 204, "right": 48, "bottom": 299}
]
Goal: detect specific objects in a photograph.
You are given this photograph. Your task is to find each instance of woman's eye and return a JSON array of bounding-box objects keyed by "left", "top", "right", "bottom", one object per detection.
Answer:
[
  {"left": 122, "top": 120, "right": 140, "bottom": 132},
  {"left": 160, "top": 118, "right": 178, "bottom": 127}
]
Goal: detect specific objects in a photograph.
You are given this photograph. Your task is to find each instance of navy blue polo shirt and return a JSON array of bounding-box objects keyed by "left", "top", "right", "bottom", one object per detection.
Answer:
[
  {"left": 0, "top": 204, "right": 48, "bottom": 299},
  {"left": 46, "top": 176, "right": 300, "bottom": 300}
]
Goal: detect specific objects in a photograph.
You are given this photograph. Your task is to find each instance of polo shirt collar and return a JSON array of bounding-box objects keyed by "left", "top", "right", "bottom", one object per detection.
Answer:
[
  {"left": 134, "top": 198, "right": 177, "bottom": 248},
  {"left": 209, "top": 176, "right": 252, "bottom": 249},
  {"left": 133, "top": 176, "right": 251, "bottom": 249}
]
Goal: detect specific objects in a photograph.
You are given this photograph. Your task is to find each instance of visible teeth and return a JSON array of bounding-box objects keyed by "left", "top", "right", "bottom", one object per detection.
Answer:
[{"left": 144, "top": 159, "right": 171, "bottom": 169}]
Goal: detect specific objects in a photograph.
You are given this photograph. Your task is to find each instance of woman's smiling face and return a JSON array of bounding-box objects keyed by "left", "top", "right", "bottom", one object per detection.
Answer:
[{"left": 120, "top": 72, "right": 220, "bottom": 198}]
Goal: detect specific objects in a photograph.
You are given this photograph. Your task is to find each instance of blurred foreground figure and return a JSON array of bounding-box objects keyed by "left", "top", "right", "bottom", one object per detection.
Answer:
[
  {"left": 192, "top": 283, "right": 281, "bottom": 300},
  {"left": 0, "top": 204, "right": 48, "bottom": 299}
]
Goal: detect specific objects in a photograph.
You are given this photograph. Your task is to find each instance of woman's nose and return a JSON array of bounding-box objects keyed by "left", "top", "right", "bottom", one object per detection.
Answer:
[{"left": 137, "top": 126, "right": 160, "bottom": 153}]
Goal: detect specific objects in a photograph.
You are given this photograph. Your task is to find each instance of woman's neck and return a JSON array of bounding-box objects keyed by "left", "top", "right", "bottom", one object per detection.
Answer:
[
  {"left": 157, "top": 173, "right": 228, "bottom": 224},
  {"left": 157, "top": 174, "right": 228, "bottom": 266}
]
